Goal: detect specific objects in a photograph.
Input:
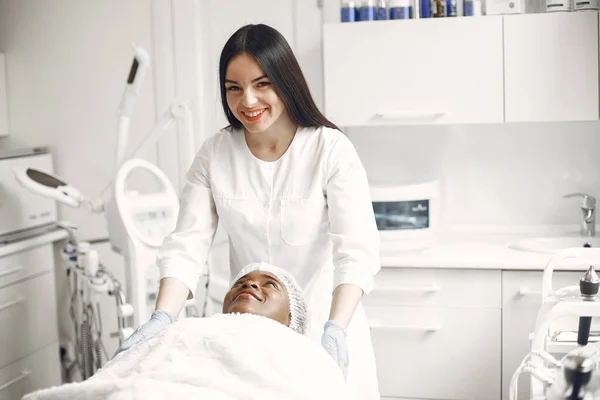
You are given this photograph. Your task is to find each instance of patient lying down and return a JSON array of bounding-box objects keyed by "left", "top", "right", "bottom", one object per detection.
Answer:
[{"left": 23, "top": 262, "right": 350, "bottom": 400}]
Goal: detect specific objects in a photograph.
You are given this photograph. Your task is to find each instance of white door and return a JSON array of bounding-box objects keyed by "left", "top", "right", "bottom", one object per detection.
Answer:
[
  {"left": 323, "top": 17, "right": 505, "bottom": 127},
  {"left": 503, "top": 12, "right": 599, "bottom": 123}
]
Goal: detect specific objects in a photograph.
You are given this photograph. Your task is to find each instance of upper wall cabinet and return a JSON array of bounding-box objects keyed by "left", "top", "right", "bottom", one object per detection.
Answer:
[
  {"left": 503, "top": 12, "right": 599, "bottom": 123},
  {"left": 323, "top": 17, "right": 505, "bottom": 127}
]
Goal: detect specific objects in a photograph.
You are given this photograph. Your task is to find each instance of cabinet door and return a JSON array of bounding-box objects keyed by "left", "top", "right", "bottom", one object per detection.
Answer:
[
  {"left": 501, "top": 270, "right": 588, "bottom": 400},
  {"left": 0, "top": 272, "right": 58, "bottom": 368},
  {"left": 366, "top": 305, "right": 501, "bottom": 400},
  {"left": 504, "top": 12, "right": 599, "bottom": 122},
  {"left": 323, "top": 17, "right": 504, "bottom": 126},
  {"left": 0, "top": 344, "right": 60, "bottom": 400}
]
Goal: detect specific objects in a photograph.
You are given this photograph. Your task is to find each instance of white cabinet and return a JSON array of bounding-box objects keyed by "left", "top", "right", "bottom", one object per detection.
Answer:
[
  {"left": 503, "top": 12, "right": 599, "bottom": 122},
  {"left": 0, "top": 345, "right": 60, "bottom": 400},
  {"left": 323, "top": 17, "right": 505, "bottom": 126},
  {"left": 365, "top": 265, "right": 600, "bottom": 399},
  {"left": 364, "top": 268, "right": 502, "bottom": 400},
  {"left": 0, "top": 243, "right": 61, "bottom": 397},
  {"left": 323, "top": 12, "right": 600, "bottom": 125}
]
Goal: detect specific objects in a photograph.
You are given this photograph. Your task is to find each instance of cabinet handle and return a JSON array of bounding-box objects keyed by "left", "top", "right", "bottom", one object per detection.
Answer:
[
  {"left": 375, "top": 285, "right": 441, "bottom": 293},
  {"left": 0, "top": 370, "right": 31, "bottom": 392},
  {"left": 0, "top": 266, "right": 23, "bottom": 278},
  {"left": 373, "top": 111, "right": 445, "bottom": 121},
  {"left": 0, "top": 296, "right": 26, "bottom": 312},
  {"left": 370, "top": 323, "right": 442, "bottom": 332},
  {"left": 519, "top": 287, "right": 542, "bottom": 296}
]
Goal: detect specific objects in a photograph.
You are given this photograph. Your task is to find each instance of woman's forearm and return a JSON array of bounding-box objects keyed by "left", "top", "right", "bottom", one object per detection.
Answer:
[
  {"left": 155, "top": 277, "right": 191, "bottom": 317},
  {"left": 328, "top": 283, "right": 364, "bottom": 329}
]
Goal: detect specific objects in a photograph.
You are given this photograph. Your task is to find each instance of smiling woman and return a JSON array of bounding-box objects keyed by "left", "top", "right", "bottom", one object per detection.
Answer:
[
  {"left": 119, "top": 22, "right": 382, "bottom": 400},
  {"left": 223, "top": 262, "right": 308, "bottom": 334}
]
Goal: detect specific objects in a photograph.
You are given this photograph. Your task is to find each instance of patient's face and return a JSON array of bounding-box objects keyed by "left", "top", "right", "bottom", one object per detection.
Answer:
[{"left": 222, "top": 271, "right": 291, "bottom": 327}]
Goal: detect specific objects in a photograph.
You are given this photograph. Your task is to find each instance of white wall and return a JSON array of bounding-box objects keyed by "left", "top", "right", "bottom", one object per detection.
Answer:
[
  {"left": 347, "top": 121, "right": 600, "bottom": 228},
  {"left": 0, "top": 0, "right": 157, "bottom": 241}
]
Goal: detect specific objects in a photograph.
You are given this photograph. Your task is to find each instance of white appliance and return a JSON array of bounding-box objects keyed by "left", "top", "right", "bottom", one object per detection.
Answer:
[
  {"left": 11, "top": 45, "right": 198, "bottom": 328},
  {"left": 370, "top": 180, "right": 440, "bottom": 241},
  {"left": 0, "top": 147, "right": 57, "bottom": 240},
  {"left": 104, "top": 158, "right": 180, "bottom": 326}
]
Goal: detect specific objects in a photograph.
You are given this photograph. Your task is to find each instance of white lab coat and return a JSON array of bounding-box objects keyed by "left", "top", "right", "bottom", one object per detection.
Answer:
[{"left": 157, "top": 125, "right": 381, "bottom": 399}]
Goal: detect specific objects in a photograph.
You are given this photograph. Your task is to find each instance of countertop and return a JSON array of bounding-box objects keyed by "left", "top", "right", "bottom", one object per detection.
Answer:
[
  {"left": 0, "top": 225, "right": 68, "bottom": 258},
  {"left": 0, "top": 224, "right": 595, "bottom": 271},
  {"left": 378, "top": 225, "right": 597, "bottom": 270}
]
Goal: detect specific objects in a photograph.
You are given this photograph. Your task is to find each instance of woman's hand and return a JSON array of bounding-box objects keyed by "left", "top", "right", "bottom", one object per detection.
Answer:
[
  {"left": 112, "top": 309, "right": 177, "bottom": 359},
  {"left": 321, "top": 319, "right": 349, "bottom": 380}
]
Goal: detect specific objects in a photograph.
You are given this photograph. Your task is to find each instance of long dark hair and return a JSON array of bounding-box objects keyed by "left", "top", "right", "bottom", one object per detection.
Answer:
[{"left": 218, "top": 24, "right": 339, "bottom": 131}]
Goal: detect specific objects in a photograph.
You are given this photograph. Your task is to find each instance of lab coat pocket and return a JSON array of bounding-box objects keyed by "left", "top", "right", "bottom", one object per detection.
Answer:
[
  {"left": 280, "top": 198, "right": 325, "bottom": 246},
  {"left": 214, "top": 197, "right": 258, "bottom": 238}
]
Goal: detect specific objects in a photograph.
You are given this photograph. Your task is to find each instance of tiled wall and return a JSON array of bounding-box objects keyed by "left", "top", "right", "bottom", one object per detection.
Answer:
[{"left": 347, "top": 121, "right": 600, "bottom": 227}]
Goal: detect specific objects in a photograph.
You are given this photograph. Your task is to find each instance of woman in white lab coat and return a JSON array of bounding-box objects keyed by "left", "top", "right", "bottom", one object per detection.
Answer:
[{"left": 115, "top": 23, "right": 381, "bottom": 399}]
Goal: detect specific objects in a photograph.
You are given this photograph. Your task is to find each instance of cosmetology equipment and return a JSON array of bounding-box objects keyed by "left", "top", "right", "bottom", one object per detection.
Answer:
[
  {"left": 12, "top": 45, "right": 205, "bottom": 328},
  {"left": 57, "top": 222, "right": 133, "bottom": 381},
  {"left": 510, "top": 248, "right": 600, "bottom": 399},
  {"left": 0, "top": 147, "right": 58, "bottom": 241},
  {"left": 104, "top": 158, "right": 181, "bottom": 325},
  {"left": 370, "top": 180, "right": 439, "bottom": 241}
]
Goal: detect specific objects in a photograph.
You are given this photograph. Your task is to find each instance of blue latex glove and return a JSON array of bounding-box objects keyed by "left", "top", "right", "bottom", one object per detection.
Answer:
[
  {"left": 321, "top": 320, "right": 349, "bottom": 381},
  {"left": 112, "top": 309, "right": 177, "bottom": 359}
]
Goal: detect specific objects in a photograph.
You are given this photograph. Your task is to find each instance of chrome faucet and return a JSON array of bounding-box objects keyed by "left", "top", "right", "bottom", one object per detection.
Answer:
[{"left": 564, "top": 192, "right": 596, "bottom": 237}]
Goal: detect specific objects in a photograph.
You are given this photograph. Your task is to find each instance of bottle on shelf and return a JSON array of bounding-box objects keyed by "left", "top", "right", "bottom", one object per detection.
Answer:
[
  {"left": 463, "top": 0, "right": 484, "bottom": 14},
  {"left": 389, "top": 0, "right": 415, "bottom": 18},
  {"left": 341, "top": 0, "right": 358, "bottom": 22},
  {"left": 376, "top": 0, "right": 389, "bottom": 19},
  {"left": 359, "top": 0, "right": 377, "bottom": 20}
]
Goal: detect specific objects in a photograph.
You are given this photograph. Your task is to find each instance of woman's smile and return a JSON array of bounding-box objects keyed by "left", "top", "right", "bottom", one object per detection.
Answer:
[{"left": 241, "top": 108, "right": 268, "bottom": 122}]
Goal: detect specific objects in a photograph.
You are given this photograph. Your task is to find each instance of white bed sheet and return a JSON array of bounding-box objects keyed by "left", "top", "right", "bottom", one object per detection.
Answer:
[{"left": 23, "top": 313, "right": 351, "bottom": 400}]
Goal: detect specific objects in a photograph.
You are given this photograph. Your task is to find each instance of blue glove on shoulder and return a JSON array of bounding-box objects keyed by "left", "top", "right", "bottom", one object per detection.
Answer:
[
  {"left": 112, "top": 309, "right": 177, "bottom": 359},
  {"left": 321, "top": 320, "right": 349, "bottom": 381}
]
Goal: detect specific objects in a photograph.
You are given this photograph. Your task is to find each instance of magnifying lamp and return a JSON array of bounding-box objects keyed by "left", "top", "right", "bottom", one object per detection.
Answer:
[
  {"left": 13, "top": 44, "right": 194, "bottom": 214},
  {"left": 12, "top": 44, "right": 199, "bottom": 326}
]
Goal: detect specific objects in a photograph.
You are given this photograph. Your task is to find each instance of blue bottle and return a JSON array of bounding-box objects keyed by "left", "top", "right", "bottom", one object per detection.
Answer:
[
  {"left": 376, "top": 0, "right": 388, "bottom": 19},
  {"left": 446, "top": 0, "right": 457, "bottom": 15},
  {"left": 389, "top": 0, "right": 414, "bottom": 18},
  {"left": 420, "top": 0, "right": 434, "bottom": 17},
  {"left": 463, "top": 0, "right": 482, "bottom": 15},
  {"left": 341, "top": 0, "right": 358, "bottom": 22},
  {"left": 359, "top": 0, "right": 377, "bottom": 21}
]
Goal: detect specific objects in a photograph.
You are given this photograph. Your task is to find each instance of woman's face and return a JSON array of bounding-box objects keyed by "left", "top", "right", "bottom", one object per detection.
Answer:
[
  {"left": 222, "top": 271, "right": 291, "bottom": 327},
  {"left": 224, "top": 53, "right": 287, "bottom": 134}
]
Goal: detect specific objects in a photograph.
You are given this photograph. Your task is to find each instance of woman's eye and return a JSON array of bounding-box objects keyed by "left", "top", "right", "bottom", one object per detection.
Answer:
[
  {"left": 257, "top": 81, "right": 271, "bottom": 88},
  {"left": 226, "top": 86, "right": 240, "bottom": 92}
]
